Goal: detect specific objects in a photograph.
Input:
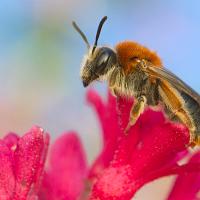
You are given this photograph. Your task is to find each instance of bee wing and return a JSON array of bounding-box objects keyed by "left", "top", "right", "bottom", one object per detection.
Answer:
[{"left": 144, "top": 64, "right": 200, "bottom": 103}]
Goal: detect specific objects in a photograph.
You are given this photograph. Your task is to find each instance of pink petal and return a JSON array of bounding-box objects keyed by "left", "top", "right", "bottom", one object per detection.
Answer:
[
  {"left": 40, "top": 132, "right": 88, "bottom": 200},
  {"left": 167, "top": 151, "right": 200, "bottom": 200},
  {"left": 87, "top": 89, "right": 120, "bottom": 143},
  {"left": 28, "top": 133, "right": 50, "bottom": 199},
  {"left": 129, "top": 123, "right": 189, "bottom": 178},
  {"left": 13, "top": 126, "right": 48, "bottom": 200},
  {"left": 0, "top": 140, "right": 15, "bottom": 200},
  {"left": 115, "top": 97, "right": 134, "bottom": 132},
  {"left": 87, "top": 90, "right": 122, "bottom": 179},
  {"left": 89, "top": 165, "right": 135, "bottom": 200}
]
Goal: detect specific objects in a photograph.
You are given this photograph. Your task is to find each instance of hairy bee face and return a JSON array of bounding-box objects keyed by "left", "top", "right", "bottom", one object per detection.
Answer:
[{"left": 81, "top": 47, "right": 117, "bottom": 87}]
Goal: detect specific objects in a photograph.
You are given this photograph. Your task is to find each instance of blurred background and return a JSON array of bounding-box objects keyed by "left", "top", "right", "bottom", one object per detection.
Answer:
[{"left": 0, "top": 0, "right": 200, "bottom": 199}]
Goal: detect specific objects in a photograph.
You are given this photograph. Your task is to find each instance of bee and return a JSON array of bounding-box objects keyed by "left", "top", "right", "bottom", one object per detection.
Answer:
[{"left": 72, "top": 16, "right": 200, "bottom": 146}]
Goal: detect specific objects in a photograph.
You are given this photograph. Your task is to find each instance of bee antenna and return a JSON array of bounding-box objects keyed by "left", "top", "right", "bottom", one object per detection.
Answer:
[
  {"left": 72, "top": 21, "right": 90, "bottom": 49},
  {"left": 92, "top": 16, "right": 107, "bottom": 54}
]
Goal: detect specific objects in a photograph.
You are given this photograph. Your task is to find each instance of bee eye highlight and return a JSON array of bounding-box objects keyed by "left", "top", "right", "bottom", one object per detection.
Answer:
[{"left": 96, "top": 52, "right": 110, "bottom": 68}]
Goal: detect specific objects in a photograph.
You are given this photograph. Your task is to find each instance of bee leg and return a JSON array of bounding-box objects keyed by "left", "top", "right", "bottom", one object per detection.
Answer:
[
  {"left": 189, "top": 131, "right": 200, "bottom": 147},
  {"left": 125, "top": 95, "right": 147, "bottom": 133},
  {"left": 165, "top": 107, "right": 197, "bottom": 147},
  {"left": 110, "top": 87, "right": 119, "bottom": 97}
]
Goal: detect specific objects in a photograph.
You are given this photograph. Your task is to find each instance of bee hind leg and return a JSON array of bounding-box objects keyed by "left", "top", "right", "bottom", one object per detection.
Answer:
[
  {"left": 189, "top": 131, "right": 200, "bottom": 147},
  {"left": 166, "top": 109, "right": 198, "bottom": 147},
  {"left": 125, "top": 95, "right": 147, "bottom": 133}
]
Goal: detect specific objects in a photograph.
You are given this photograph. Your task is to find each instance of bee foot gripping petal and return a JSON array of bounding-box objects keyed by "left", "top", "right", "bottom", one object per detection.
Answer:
[
  {"left": 124, "top": 123, "right": 133, "bottom": 135},
  {"left": 124, "top": 96, "right": 147, "bottom": 134},
  {"left": 124, "top": 115, "right": 138, "bottom": 134}
]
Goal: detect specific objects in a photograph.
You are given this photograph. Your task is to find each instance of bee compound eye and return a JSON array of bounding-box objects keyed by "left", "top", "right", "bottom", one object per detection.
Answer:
[{"left": 95, "top": 47, "right": 117, "bottom": 75}]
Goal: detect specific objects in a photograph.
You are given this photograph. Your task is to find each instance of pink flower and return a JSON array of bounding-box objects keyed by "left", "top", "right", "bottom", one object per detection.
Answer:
[
  {"left": 38, "top": 89, "right": 200, "bottom": 200},
  {"left": 87, "top": 90, "right": 192, "bottom": 200},
  {"left": 0, "top": 126, "right": 49, "bottom": 200}
]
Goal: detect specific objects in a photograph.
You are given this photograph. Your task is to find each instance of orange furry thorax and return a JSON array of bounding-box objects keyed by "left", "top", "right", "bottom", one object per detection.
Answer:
[{"left": 115, "top": 41, "right": 162, "bottom": 74}]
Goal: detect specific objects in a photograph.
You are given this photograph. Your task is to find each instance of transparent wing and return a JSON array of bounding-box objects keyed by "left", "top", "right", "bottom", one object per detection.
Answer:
[{"left": 143, "top": 64, "right": 200, "bottom": 103}]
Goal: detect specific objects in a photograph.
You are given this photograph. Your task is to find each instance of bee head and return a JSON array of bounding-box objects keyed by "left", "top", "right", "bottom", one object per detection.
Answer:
[
  {"left": 73, "top": 16, "right": 117, "bottom": 87},
  {"left": 81, "top": 46, "right": 117, "bottom": 87}
]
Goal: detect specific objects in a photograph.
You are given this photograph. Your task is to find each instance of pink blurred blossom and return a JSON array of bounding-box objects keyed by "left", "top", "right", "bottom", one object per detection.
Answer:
[
  {"left": 0, "top": 126, "right": 49, "bottom": 200},
  {"left": 39, "top": 132, "right": 88, "bottom": 200}
]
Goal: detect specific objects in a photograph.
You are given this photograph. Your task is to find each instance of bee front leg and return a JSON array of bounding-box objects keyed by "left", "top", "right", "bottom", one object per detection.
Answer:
[
  {"left": 110, "top": 87, "right": 119, "bottom": 97},
  {"left": 125, "top": 95, "right": 147, "bottom": 133}
]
